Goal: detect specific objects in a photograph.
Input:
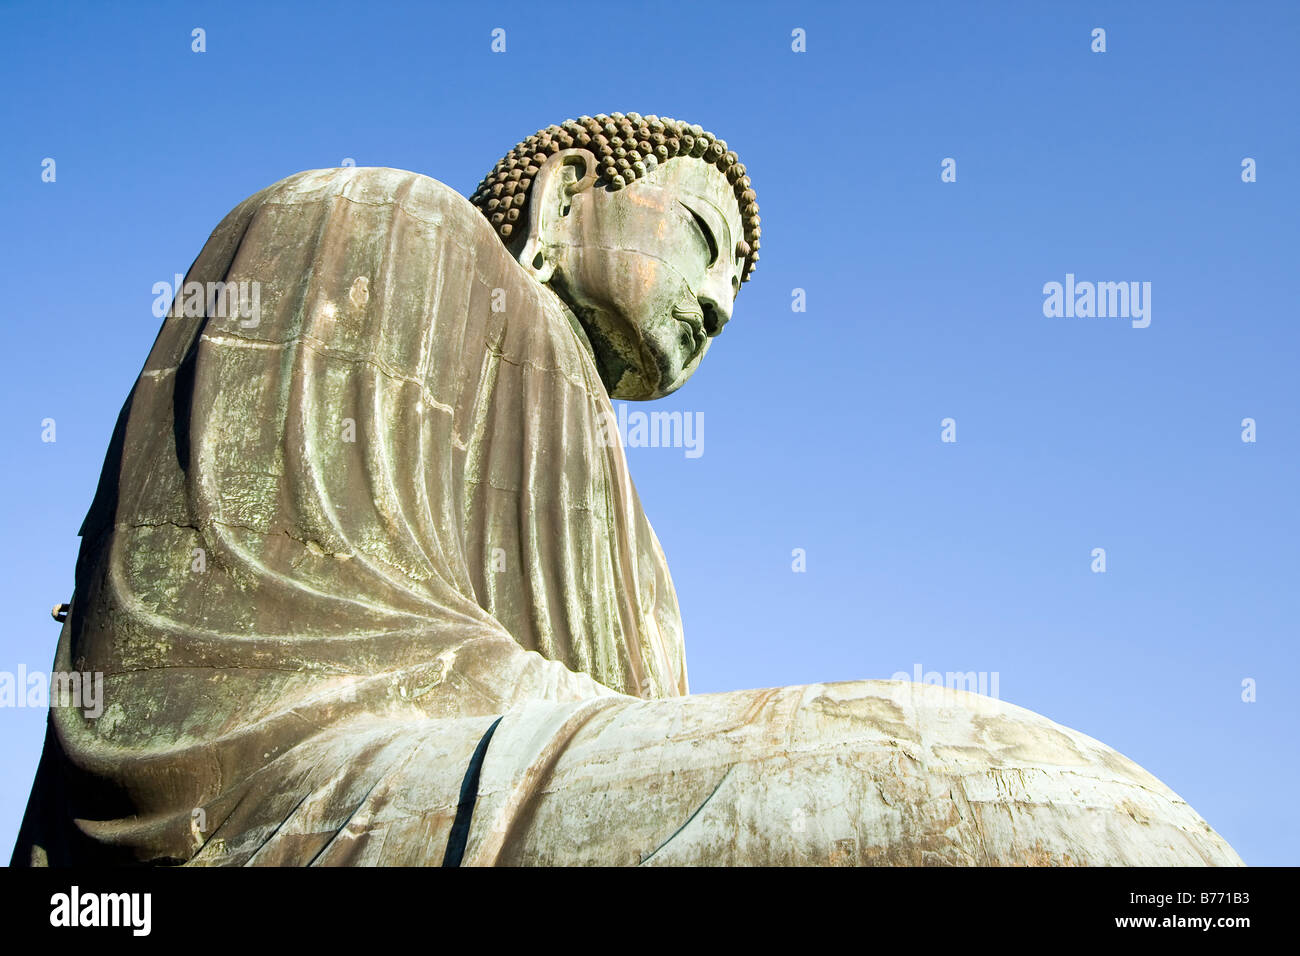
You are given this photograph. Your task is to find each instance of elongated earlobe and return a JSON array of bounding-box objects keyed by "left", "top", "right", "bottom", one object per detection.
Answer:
[
  {"left": 518, "top": 235, "right": 555, "bottom": 283},
  {"left": 518, "top": 148, "right": 597, "bottom": 284}
]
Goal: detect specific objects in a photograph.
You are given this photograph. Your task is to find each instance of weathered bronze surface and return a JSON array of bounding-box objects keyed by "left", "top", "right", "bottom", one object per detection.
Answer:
[{"left": 12, "top": 118, "right": 1242, "bottom": 866}]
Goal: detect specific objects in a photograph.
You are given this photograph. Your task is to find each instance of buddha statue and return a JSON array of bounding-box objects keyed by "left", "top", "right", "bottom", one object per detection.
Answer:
[{"left": 12, "top": 114, "right": 1241, "bottom": 866}]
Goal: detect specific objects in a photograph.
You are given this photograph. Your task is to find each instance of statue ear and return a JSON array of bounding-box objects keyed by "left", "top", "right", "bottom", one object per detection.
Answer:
[{"left": 518, "top": 148, "right": 598, "bottom": 284}]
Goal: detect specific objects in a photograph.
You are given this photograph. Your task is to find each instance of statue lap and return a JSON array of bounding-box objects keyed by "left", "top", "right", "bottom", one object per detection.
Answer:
[
  {"left": 462, "top": 680, "right": 1241, "bottom": 866},
  {"left": 189, "top": 679, "right": 1238, "bottom": 866}
]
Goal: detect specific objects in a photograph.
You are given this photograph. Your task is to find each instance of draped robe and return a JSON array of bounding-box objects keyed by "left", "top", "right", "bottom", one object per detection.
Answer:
[
  {"left": 14, "top": 167, "right": 684, "bottom": 865},
  {"left": 12, "top": 167, "right": 1243, "bottom": 866}
]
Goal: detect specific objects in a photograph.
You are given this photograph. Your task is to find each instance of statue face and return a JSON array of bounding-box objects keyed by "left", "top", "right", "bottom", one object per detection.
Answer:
[{"left": 524, "top": 156, "right": 745, "bottom": 400}]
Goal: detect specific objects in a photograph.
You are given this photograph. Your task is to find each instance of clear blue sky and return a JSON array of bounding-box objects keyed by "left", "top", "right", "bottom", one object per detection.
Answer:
[{"left": 2, "top": 0, "right": 1295, "bottom": 865}]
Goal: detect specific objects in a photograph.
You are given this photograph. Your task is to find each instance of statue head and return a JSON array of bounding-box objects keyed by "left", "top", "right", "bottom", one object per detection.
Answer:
[{"left": 471, "top": 113, "right": 760, "bottom": 400}]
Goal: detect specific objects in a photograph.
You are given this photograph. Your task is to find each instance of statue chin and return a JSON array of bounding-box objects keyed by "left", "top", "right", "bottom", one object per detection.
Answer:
[
  {"left": 606, "top": 337, "right": 708, "bottom": 401},
  {"left": 654, "top": 338, "right": 710, "bottom": 398},
  {"left": 558, "top": 295, "right": 711, "bottom": 401}
]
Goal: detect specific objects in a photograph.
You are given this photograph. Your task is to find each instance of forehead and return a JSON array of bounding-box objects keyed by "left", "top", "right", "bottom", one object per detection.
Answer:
[{"left": 643, "top": 158, "right": 743, "bottom": 240}]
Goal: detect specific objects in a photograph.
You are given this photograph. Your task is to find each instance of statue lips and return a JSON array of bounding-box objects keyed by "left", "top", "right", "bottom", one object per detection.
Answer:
[{"left": 672, "top": 301, "right": 707, "bottom": 363}]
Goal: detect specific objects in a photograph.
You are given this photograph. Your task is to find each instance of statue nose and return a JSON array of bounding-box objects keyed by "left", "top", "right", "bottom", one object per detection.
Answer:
[
  {"left": 697, "top": 267, "right": 735, "bottom": 337},
  {"left": 701, "top": 299, "right": 729, "bottom": 337}
]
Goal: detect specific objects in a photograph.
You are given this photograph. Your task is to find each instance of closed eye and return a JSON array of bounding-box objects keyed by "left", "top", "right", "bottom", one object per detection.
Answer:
[{"left": 679, "top": 201, "right": 718, "bottom": 266}]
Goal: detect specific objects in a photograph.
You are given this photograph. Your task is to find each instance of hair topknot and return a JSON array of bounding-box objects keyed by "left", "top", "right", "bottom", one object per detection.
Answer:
[{"left": 470, "top": 112, "right": 761, "bottom": 283}]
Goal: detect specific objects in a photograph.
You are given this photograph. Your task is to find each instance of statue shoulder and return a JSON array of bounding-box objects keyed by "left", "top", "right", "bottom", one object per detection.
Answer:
[{"left": 225, "top": 167, "right": 494, "bottom": 242}]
